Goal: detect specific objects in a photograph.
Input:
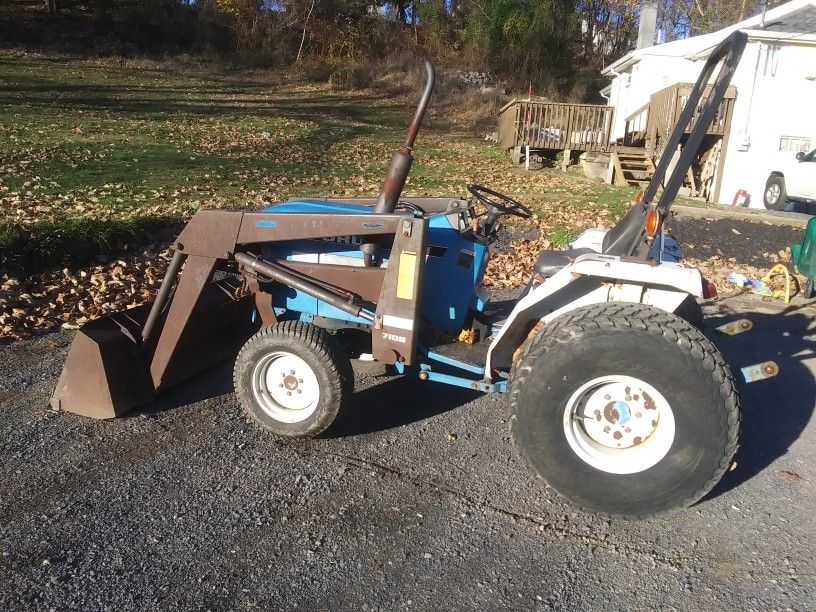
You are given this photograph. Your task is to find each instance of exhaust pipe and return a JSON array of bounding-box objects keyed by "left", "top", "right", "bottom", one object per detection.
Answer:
[
  {"left": 372, "top": 59, "right": 435, "bottom": 215},
  {"left": 362, "top": 60, "right": 434, "bottom": 262}
]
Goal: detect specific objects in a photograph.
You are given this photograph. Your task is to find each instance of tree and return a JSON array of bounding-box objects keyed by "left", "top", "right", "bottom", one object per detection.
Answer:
[{"left": 657, "top": 0, "right": 762, "bottom": 39}]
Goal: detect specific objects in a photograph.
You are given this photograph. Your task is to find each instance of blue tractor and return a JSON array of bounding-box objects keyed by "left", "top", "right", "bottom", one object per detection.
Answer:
[{"left": 52, "top": 33, "right": 748, "bottom": 517}]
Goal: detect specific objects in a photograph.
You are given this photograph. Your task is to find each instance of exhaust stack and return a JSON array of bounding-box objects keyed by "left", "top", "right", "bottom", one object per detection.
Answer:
[
  {"left": 372, "top": 59, "right": 435, "bottom": 215},
  {"left": 361, "top": 60, "right": 434, "bottom": 261}
]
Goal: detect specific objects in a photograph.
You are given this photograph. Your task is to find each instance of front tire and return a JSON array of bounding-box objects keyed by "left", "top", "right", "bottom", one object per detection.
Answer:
[
  {"left": 763, "top": 175, "right": 787, "bottom": 210},
  {"left": 507, "top": 303, "right": 740, "bottom": 518},
  {"left": 234, "top": 321, "right": 353, "bottom": 438}
]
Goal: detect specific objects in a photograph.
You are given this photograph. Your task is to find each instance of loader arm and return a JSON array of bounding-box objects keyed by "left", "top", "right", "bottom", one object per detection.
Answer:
[{"left": 52, "top": 209, "right": 428, "bottom": 418}]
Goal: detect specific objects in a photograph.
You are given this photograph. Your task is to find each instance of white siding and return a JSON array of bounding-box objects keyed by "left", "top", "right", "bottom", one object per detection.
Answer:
[{"left": 608, "top": 55, "right": 698, "bottom": 140}]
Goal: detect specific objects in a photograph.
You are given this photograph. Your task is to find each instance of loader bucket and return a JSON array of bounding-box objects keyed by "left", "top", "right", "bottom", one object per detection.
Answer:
[
  {"left": 50, "top": 305, "right": 154, "bottom": 419},
  {"left": 51, "top": 275, "right": 258, "bottom": 419}
]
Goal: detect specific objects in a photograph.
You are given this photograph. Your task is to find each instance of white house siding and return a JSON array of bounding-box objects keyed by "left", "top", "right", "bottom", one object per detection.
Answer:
[
  {"left": 607, "top": 55, "right": 700, "bottom": 141},
  {"left": 717, "top": 41, "right": 816, "bottom": 206},
  {"left": 604, "top": 31, "right": 722, "bottom": 140}
]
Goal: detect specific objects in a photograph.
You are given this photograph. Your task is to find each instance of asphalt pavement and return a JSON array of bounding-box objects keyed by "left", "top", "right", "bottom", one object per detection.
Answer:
[{"left": 1, "top": 215, "right": 815, "bottom": 610}]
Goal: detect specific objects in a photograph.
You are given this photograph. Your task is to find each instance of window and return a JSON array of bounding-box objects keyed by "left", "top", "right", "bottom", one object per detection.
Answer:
[{"left": 779, "top": 136, "right": 811, "bottom": 152}]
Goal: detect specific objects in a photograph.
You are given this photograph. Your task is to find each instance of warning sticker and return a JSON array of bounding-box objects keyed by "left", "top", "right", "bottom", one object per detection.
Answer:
[{"left": 396, "top": 250, "right": 417, "bottom": 300}]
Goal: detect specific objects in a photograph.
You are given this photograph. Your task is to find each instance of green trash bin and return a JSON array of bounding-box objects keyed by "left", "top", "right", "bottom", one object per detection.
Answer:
[{"left": 792, "top": 216, "right": 816, "bottom": 298}]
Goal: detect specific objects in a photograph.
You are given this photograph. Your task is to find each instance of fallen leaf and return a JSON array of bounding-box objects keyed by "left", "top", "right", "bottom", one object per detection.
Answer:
[{"left": 777, "top": 470, "right": 804, "bottom": 482}]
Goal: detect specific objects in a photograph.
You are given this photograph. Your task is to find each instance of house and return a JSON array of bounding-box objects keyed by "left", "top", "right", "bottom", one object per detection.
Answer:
[{"left": 601, "top": 0, "right": 816, "bottom": 207}]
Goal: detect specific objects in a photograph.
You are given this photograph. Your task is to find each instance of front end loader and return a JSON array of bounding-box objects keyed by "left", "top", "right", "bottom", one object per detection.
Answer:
[{"left": 52, "top": 32, "right": 748, "bottom": 517}]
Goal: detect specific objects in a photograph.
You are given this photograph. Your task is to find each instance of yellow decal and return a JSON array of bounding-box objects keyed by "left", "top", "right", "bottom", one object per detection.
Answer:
[{"left": 396, "top": 250, "right": 417, "bottom": 300}]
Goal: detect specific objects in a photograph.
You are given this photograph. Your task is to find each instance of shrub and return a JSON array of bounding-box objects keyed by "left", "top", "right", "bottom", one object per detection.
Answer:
[{"left": 328, "top": 64, "right": 373, "bottom": 91}]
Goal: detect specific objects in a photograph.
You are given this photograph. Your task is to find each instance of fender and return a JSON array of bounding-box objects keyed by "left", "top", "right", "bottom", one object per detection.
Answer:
[{"left": 485, "top": 253, "right": 703, "bottom": 374}]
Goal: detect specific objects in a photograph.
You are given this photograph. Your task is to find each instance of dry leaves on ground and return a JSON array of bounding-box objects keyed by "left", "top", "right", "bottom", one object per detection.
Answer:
[
  {"left": 485, "top": 222, "right": 798, "bottom": 293},
  {"left": 484, "top": 239, "right": 551, "bottom": 288},
  {"left": 688, "top": 248, "right": 797, "bottom": 295},
  {"left": 1, "top": 249, "right": 172, "bottom": 341}
]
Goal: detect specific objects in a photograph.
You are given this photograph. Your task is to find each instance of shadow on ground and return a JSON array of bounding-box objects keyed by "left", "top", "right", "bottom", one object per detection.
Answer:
[
  {"left": 327, "top": 375, "right": 479, "bottom": 438},
  {"left": 140, "top": 361, "right": 236, "bottom": 418},
  {"left": 137, "top": 355, "right": 479, "bottom": 438},
  {"left": 704, "top": 298, "right": 816, "bottom": 498}
]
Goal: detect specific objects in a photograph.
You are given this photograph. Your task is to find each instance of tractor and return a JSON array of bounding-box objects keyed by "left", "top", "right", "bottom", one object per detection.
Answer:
[{"left": 51, "top": 32, "right": 748, "bottom": 518}]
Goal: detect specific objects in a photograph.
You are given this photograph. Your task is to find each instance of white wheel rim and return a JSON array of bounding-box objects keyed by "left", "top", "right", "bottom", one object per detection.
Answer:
[
  {"left": 766, "top": 184, "right": 780, "bottom": 204},
  {"left": 562, "top": 375, "right": 675, "bottom": 475},
  {"left": 251, "top": 351, "right": 320, "bottom": 423}
]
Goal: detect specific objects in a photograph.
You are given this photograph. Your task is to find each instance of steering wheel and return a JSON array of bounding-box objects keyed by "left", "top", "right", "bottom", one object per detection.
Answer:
[{"left": 466, "top": 184, "right": 532, "bottom": 219}]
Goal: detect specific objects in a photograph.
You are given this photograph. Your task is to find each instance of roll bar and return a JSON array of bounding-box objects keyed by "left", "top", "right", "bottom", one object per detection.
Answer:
[{"left": 625, "top": 30, "right": 748, "bottom": 256}]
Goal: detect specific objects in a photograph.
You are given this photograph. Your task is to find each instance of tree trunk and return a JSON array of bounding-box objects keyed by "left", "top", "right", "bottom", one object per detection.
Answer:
[{"left": 295, "top": 0, "right": 316, "bottom": 63}]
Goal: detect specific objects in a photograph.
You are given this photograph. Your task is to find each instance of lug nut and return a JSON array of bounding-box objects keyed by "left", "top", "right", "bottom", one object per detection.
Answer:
[
  {"left": 298, "top": 379, "right": 303, "bottom": 383},
  {"left": 287, "top": 391, "right": 292, "bottom": 396},
  {"left": 297, "top": 389, "right": 302, "bottom": 394}
]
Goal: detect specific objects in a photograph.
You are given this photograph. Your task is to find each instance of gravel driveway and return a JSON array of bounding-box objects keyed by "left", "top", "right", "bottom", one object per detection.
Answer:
[
  {"left": 667, "top": 214, "right": 803, "bottom": 265},
  {"left": 1, "top": 217, "right": 815, "bottom": 610}
]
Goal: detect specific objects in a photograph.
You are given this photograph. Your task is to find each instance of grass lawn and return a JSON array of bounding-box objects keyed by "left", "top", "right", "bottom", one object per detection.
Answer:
[{"left": 0, "top": 51, "right": 636, "bottom": 271}]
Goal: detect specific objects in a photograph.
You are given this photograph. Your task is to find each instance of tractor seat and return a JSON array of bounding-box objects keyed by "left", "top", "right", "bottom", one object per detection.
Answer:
[
  {"left": 534, "top": 248, "right": 595, "bottom": 278},
  {"left": 533, "top": 201, "right": 651, "bottom": 278}
]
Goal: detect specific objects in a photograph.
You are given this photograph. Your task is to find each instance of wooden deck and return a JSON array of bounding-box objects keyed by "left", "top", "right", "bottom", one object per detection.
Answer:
[
  {"left": 495, "top": 84, "right": 737, "bottom": 202},
  {"left": 497, "top": 99, "right": 613, "bottom": 153}
]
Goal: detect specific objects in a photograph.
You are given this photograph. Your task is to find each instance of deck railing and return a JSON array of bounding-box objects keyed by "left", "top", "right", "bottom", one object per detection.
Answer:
[
  {"left": 624, "top": 83, "right": 737, "bottom": 156},
  {"left": 497, "top": 99, "right": 613, "bottom": 152},
  {"left": 623, "top": 101, "right": 650, "bottom": 146}
]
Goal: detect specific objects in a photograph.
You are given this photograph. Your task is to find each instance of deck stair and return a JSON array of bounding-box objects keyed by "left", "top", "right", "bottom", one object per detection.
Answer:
[{"left": 611, "top": 147, "right": 655, "bottom": 188}]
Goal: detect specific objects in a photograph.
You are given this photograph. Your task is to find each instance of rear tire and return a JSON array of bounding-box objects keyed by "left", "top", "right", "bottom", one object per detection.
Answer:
[
  {"left": 234, "top": 321, "right": 353, "bottom": 438},
  {"left": 763, "top": 175, "right": 787, "bottom": 210},
  {"left": 507, "top": 303, "right": 740, "bottom": 518}
]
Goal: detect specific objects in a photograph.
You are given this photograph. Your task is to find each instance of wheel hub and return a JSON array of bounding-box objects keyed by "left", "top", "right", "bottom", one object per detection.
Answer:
[
  {"left": 580, "top": 382, "right": 660, "bottom": 450},
  {"left": 766, "top": 184, "right": 780, "bottom": 203},
  {"left": 251, "top": 352, "right": 320, "bottom": 423},
  {"left": 563, "top": 375, "right": 675, "bottom": 474},
  {"left": 603, "top": 400, "right": 630, "bottom": 424}
]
